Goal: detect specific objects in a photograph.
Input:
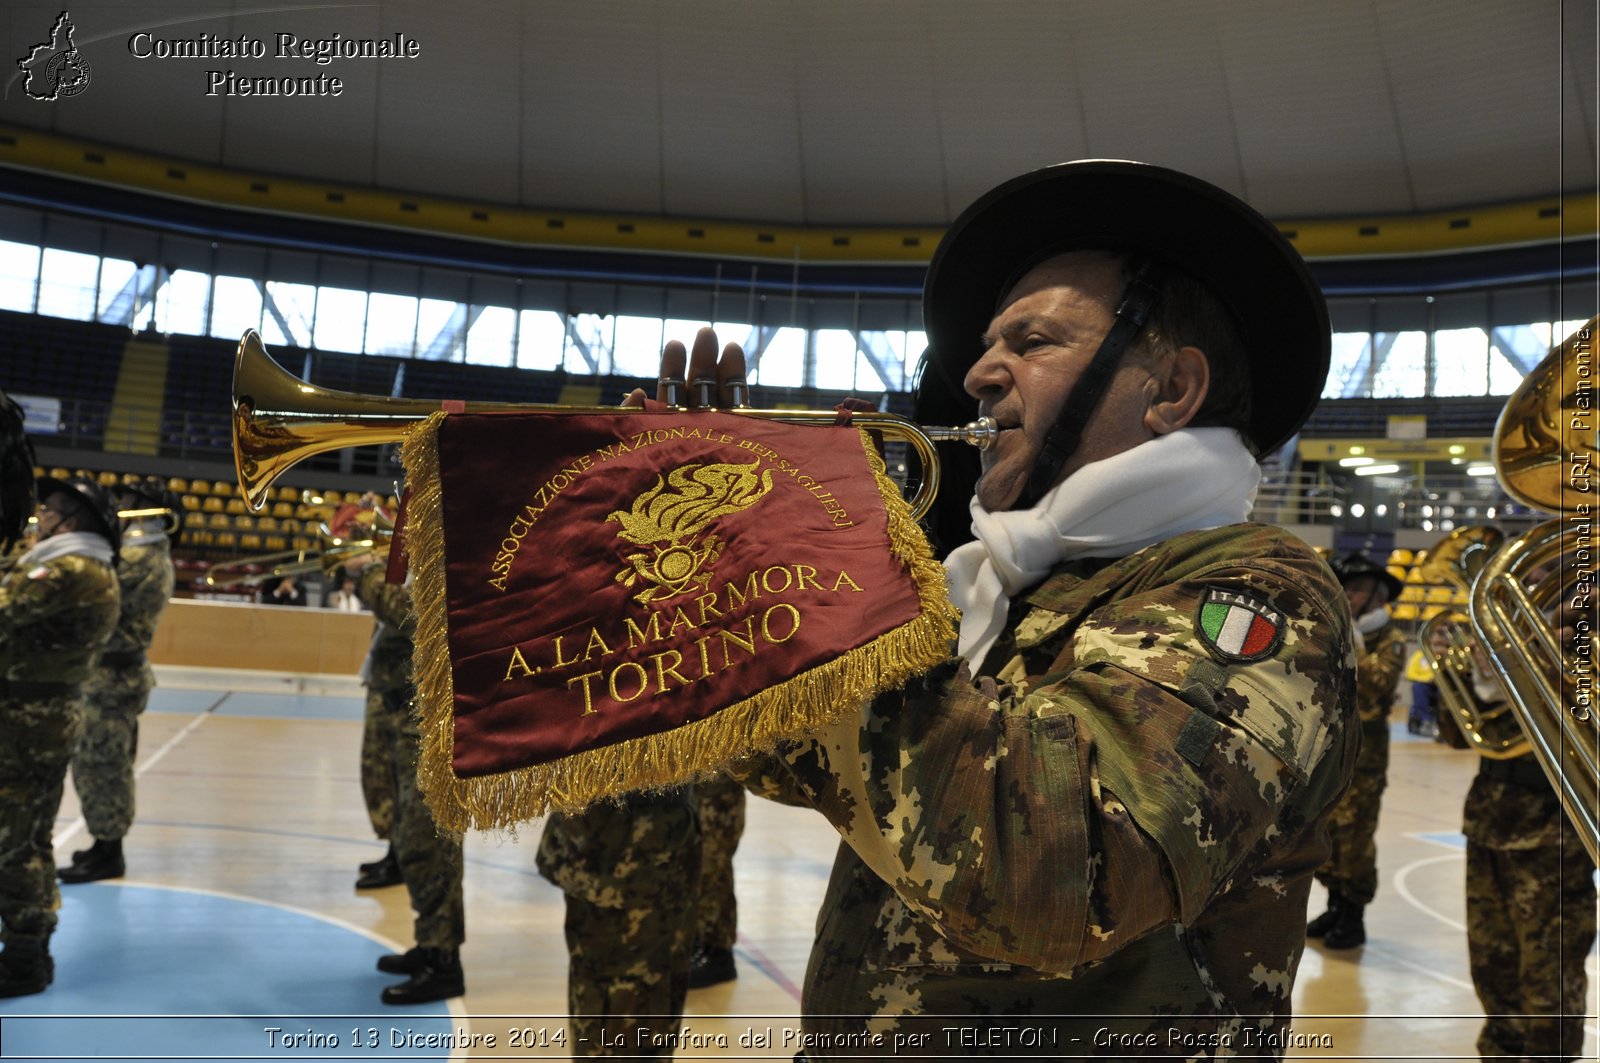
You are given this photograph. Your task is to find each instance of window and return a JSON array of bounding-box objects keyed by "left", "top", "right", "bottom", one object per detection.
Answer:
[
  {"left": 416, "top": 298, "right": 463, "bottom": 360},
  {"left": 1433, "top": 328, "right": 1489, "bottom": 397},
  {"left": 464, "top": 306, "right": 517, "bottom": 366},
  {"left": 0, "top": 240, "right": 39, "bottom": 313},
  {"left": 364, "top": 293, "right": 417, "bottom": 357},
  {"left": 756, "top": 327, "right": 805, "bottom": 388},
  {"left": 612, "top": 315, "right": 666, "bottom": 379},
  {"left": 210, "top": 276, "right": 264, "bottom": 341},
  {"left": 1323, "top": 333, "right": 1371, "bottom": 398},
  {"left": 36, "top": 247, "right": 100, "bottom": 321},
  {"left": 262, "top": 281, "right": 316, "bottom": 348},
  {"left": 517, "top": 310, "right": 565, "bottom": 370},
  {"left": 1371, "top": 331, "right": 1425, "bottom": 398},
  {"left": 156, "top": 269, "right": 212, "bottom": 336},
  {"left": 313, "top": 286, "right": 368, "bottom": 353}
]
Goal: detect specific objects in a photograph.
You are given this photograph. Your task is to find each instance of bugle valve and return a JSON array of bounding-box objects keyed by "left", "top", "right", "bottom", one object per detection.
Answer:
[{"left": 233, "top": 330, "right": 995, "bottom": 516}]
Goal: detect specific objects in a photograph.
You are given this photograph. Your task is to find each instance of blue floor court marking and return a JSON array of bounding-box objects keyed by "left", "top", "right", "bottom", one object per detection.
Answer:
[
  {"left": 211, "top": 690, "right": 366, "bottom": 721},
  {"left": 146, "top": 687, "right": 231, "bottom": 715},
  {"left": 0, "top": 883, "right": 459, "bottom": 1061}
]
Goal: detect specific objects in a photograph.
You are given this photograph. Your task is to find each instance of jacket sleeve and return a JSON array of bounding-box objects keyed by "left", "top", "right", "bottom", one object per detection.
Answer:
[
  {"left": 355, "top": 563, "right": 415, "bottom": 637},
  {"left": 768, "top": 557, "right": 1355, "bottom": 975},
  {"left": 1355, "top": 626, "right": 1408, "bottom": 721}
]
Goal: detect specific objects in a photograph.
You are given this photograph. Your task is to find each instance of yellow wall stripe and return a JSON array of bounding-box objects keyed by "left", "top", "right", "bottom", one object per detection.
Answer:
[{"left": 1, "top": 124, "right": 1594, "bottom": 265}]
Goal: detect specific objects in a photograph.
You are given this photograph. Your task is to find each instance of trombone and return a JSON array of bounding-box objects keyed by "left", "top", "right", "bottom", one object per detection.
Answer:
[
  {"left": 232, "top": 330, "right": 997, "bottom": 515},
  {"left": 201, "top": 519, "right": 392, "bottom": 589}
]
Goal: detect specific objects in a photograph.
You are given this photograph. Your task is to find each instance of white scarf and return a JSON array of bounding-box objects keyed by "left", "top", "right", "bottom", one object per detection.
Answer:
[
  {"left": 944, "top": 427, "right": 1261, "bottom": 668},
  {"left": 122, "top": 518, "right": 169, "bottom": 548},
  {"left": 17, "top": 530, "right": 115, "bottom": 568}
]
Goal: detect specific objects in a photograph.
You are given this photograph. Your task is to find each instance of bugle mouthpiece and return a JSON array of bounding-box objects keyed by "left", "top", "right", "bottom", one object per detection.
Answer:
[{"left": 923, "top": 416, "right": 998, "bottom": 451}]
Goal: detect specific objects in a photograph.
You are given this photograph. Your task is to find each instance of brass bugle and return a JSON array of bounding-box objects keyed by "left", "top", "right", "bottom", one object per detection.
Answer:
[
  {"left": 201, "top": 548, "right": 318, "bottom": 589},
  {"left": 118, "top": 506, "right": 182, "bottom": 535},
  {"left": 234, "top": 330, "right": 996, "bottom": 517}
]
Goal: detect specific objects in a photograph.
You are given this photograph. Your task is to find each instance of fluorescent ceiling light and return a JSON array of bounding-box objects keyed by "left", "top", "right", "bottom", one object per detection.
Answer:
[{"left": 1354, "top": 463, "right": 1402, "bottom": 476}]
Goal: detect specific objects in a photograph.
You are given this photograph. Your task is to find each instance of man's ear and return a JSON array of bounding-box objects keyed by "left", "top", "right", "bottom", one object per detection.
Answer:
[{"left": 1144, "top": 345, "right": 1209, "bottom": 436}]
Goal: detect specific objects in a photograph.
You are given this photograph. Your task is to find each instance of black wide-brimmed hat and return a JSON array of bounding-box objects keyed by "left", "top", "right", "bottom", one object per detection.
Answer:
[
  {"left": 1330, "top": 552, "right": 1404, "bottom": 601},
  {"left": 36, "top": 474, "right": 122, "bottom": 559},
  {"left": 916, "top": 159, "right": 1331, "bottom": 459}
]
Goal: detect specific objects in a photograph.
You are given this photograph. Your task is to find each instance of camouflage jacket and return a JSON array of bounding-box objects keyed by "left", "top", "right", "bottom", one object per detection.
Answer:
[
  {"left": 0, "top": 551, "right": 120, "bottom": 686},
  {"left": 355, "top": 562, "right": 414, "bottom": 694},
  {"left": 752, "top": 523, "right": 1358, "bottom": 1057},
  {"left": 1354, "top": 619, "right": 1407, "bottom": 724},
  {"left": 100, "top": 537, "right": 175, "bottom": 667}
]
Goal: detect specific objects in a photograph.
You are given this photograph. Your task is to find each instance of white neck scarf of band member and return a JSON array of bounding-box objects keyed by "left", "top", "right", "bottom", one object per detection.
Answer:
[
  {"left": 18, "top": 529, "right": 115, "bottom": 568},
  {"left": 944, "top": 426, "right": 1261, "bottom": 669},
  {"left": 123, "top": 518, "right": 169, "bottom": 547}
]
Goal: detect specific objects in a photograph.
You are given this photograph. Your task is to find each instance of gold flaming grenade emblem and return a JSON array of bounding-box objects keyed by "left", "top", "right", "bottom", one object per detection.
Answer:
[{"left": 608, "top": 460, "right": 775, "bottom": 603}]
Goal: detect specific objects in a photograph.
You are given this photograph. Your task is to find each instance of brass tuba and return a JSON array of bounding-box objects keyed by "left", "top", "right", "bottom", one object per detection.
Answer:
[
  {"left": 1416, "top": 526, "right": 1526, "bottom": 758},
  {"left": 1467, "top": 316, "right": 1599, "bottom": 862},
  {"left": 232, "top": 331, "right": 996, "bottom": 516}
]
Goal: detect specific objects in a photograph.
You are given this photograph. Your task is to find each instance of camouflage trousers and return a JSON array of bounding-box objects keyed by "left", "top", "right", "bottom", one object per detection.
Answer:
[
  {"left": 0, "top": 694, "right": 84, "bottom": 942},
  {"left": 695, "top": 774, "right": 745, "bottom": 951},
  {"left": 1465, "top": 773, "right": 1596, "bottom": 1062},
  {"left": 69, "top": 665, "right": 152, "bottom": 841},
  {"left": 536, "top": 788, "right": 701, "bottom": 1057},
  {"left": 359, "top": 689, "right": 395, "bottom": 840},
  {"left": 1314, "top": 719, "right": 1389, "bottom": 905},
  {"left": 373, "top": 685, "right": 463, "bottom": 948}
]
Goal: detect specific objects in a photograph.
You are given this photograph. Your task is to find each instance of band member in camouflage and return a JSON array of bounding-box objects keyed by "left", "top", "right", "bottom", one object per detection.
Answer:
[
  {"left": 1304, "top": 553, "right": 1406, "bottom": 949},
  {"left": 1, "top": 474, "right": 120, "bottom": 997},
  {"left": 678, "top": 160, "right": 1355, "bottom": 1057},
  {"left": 350, "top": 559, "right": 467, "bottom": 1005},
  {"left": 60, "top": 478, "right": 177, "bottom": 884}
]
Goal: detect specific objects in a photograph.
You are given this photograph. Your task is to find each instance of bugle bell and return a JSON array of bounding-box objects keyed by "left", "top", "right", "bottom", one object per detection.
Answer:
[{"left": 233, "top": 330, "right": 995, "bottom": 517}]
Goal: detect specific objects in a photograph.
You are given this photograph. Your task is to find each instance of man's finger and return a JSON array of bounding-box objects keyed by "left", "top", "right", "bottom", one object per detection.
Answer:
[
  {"left": 717, "top": 342, "right": 749, "bottom": 406},
  {"left": 656, "top": 339, "right": 688, "bottom": 405},
  {"left": 686, "top": 327, "right": 721, "bottom": 407}
]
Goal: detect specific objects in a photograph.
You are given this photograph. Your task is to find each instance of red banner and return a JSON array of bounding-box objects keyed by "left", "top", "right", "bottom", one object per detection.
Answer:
[{"left": 401, "top": 407, "right": 956, "bottom": 829}]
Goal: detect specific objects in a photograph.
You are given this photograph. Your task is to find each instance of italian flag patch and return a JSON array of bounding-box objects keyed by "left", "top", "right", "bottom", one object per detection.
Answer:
[{"left": 1196, "top": 588, "right": 1285, "bottom": 663}]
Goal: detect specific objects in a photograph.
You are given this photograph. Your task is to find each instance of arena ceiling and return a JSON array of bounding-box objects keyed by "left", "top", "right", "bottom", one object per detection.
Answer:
[{"left": 0, "top": 0, "right": 1596, "bottom": 245}]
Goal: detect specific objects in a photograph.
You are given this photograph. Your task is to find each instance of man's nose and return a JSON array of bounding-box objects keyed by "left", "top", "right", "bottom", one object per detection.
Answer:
[{"left": 963, "top": 346, "right": 1009, "bottom": 401}]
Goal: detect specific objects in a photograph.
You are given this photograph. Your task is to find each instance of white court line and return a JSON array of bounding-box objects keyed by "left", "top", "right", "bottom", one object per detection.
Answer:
[{"left": 54, "top": 691, "right": 228, "bottom": 849}]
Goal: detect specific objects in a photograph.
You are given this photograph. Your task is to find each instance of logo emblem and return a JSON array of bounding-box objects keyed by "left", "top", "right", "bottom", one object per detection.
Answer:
[
  {"left": 17, "top": 12, "right": 92, "bottom": 100},
  {"left": 1196, "top": 588, "right": 1285, "bottom": 663},
  {"left": 608, "top": 460, "right": 774, "bottom": 603}
]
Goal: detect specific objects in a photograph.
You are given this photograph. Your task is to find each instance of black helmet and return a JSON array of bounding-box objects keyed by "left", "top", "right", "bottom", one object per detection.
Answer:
[
  {"left": 916, "top": 159, "right": 1331, "bottom": 481},
  {"left": 35, "top": 474, "right": 122, "bottom": 560},
  {"left": 1330, "top": 552, "right": 1403, "bottom": 601},
  {"left": 0, "top": 387, "right": 37, "bottom": 551}
]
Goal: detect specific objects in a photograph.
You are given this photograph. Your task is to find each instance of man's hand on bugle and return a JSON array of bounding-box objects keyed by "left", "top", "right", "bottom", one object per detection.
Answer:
[{"left": 624, "top": 326, "right": 748, "bottom": 409}]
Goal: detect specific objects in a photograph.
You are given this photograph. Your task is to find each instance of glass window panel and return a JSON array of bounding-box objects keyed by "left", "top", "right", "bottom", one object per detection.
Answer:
[
  {"left": 313, "top": 286, "right": 367, "bottom": 353},
  {"left": 568, "top": 313, "right": 613, "bottom": 374},
  {"left": 854, "top": 349, "right": 888, "bottom": 392},
  {"left": 756, "top": 327, "right": 805, "bottom": 388},
  {"left": 1370, "top": 331, "right": 1425, "bottom": 398},
  {"left": 1489, "top": 349, "right": 1525, "bottom": 395},
  {"left": 0, "top": 240, "right": 39, "bottom": 313},
  {"left": 94, "top": 257, "right": 137, "bottom": 324},
  {"left": 1432, "top": 327, "right": 1489, "bottom": 397},
  {"left": 364, "top": 293, "right": 417, "bottom": 357},
  {"left": 612, "top": 315, "right": 665, "bottom": 378},
  {"left": 1323, "top": 332, "right": 1372, "bottom": 398},
  {"left": 155, "top": 269, "right": 210, "bottom": 336},
  {"left": 464, "top": 306, "right": 517, "bottom": 366},
  {"left": 262, "top": 281, "right": 316, "bottom": 348},
  {"left": 36, "top": 247, "right": 99, "bottom": 321},
  {"left": 210, "top": 276, "right": 263, "bottom": 341},
  {"left": 416, "top": 298, "right": 462, "bottom": 360},
  {"left": 813, "top": 329, "right": 859, "bottom": 390},
  {"left": 517, "top": 310, "right": 565, "bottom": 370}
]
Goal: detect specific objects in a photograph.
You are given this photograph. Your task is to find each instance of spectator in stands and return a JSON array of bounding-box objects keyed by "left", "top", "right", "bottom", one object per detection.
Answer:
[
  {"left": 265, "top": 573, "right": 306, "bottom": 607},
  {"left": 327, "top": 572, "right": 364, "bottom": 612}
]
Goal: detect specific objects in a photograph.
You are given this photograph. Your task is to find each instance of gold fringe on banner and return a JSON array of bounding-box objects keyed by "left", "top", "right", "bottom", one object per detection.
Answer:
[{"left": 402, "top": 412, "right": 958, "bottom": 833}]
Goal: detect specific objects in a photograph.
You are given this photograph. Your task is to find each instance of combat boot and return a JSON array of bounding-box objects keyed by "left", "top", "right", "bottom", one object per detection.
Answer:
[
  {"left": 1322, "top": 903, "right": 1366, "bottom": 949},
  {"left": 380, "top": 947, "right": 464, "bottom": 1005},
  {"left": 687, "top": 942, "right": 737, "bottom": 988},
  {"left": 1305, "top": 890, "right": 1345, "bottom": 937},
  {"left": 58, "top": 839, "right": 125, "bottom": 884},
  {"left": 376, "top": 946, "right": 425, "bottom": 975},
  {"left": 356, "top": 845, "right": 402, "bottom": 890},
  {"left": 0, "top": 936, "right": 53, "bottom": 998}
]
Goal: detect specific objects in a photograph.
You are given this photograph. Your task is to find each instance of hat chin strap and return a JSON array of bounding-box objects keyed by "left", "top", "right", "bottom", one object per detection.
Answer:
[{"left": 1018, "top": 261, "right": 1165, "bottom": 508}]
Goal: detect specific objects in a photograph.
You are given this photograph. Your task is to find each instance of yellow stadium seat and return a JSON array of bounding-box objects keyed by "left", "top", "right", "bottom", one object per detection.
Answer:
[
  {"left": 1424, "top": 587, "right": 1454, "bottom": 603},
  {"left": 207, "top": 512, "right": 230, "bottom": 529},
  {"left": 1387, "top": 549, "right": 1414, "bottom": 566},
  {"left": 1392, "top": 603, "right": 1420, "bottom": 622},
  {"left": 167, "top": 477, "right": 189, "bottom": 494},
  {"left": 225, "top": 498, "right": 248, "bottom": 515},
  {"left": 188, "top": 480, "right": 211, "bottom": 496},
  {"left": 202, "top": 497, "right": 224, "bottom": 514},
  {"left": 1399, "top": 586, "right": 1425, "bottom": 603}
]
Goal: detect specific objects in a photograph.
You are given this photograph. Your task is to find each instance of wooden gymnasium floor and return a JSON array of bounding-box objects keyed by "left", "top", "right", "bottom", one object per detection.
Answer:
[{"left": 3, "top": 664, "right": 1596, "bottom": 1062}]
